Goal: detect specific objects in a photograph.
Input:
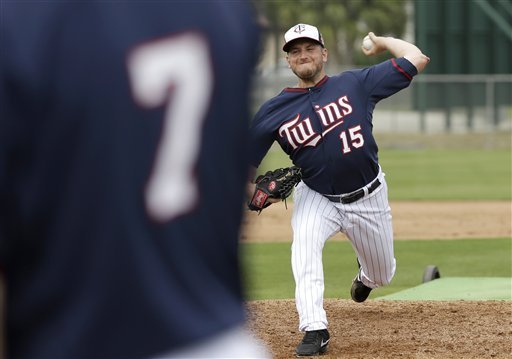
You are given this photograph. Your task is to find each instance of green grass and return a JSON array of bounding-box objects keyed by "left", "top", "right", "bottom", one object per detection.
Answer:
[
  {"left": 241, "top": 238, "right": 512, "bottom": 300},
  {"left": 258, "top": 146, "right": 511, "bottom": 200},
  {"left": 380, "top": 149, "right": 511, "bottom": 200}
]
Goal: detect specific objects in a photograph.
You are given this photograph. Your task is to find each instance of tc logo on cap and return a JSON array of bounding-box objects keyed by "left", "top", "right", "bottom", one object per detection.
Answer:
[{"left": 294, "top": 24, "right": 306, "bottom": 34}]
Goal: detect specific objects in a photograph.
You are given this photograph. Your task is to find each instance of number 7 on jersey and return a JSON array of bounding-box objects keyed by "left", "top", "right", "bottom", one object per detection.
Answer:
[{"left": 128, "top": 34, "right": 213, "bottom": 222}]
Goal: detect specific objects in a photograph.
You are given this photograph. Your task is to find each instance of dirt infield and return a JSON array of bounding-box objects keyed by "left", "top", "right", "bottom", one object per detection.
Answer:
[
  {"left": 243, "top": 201, "right": 512, "bottom": 358},
  {"left": 242, "top": 200, "right": 512, "bottom": 242},
  {"left": 247, "top": 299, "right": 512, "bottom": 359}
]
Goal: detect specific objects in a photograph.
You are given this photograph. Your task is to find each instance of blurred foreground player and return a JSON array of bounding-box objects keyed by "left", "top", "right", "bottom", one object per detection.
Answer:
[{"left": 0, "top": 2, "right": 268, "bottom": 358}]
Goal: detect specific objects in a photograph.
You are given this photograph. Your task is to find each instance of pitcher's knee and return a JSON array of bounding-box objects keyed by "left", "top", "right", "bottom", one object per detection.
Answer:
[
  {"left": 376, "top": 272, "right": 394, "bottom": 287},
  {"left": 365, "top": 263, "right": 395, "bottom": 287}
]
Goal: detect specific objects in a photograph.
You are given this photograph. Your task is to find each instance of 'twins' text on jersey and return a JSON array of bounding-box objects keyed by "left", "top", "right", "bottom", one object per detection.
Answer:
[{"left": 278, "top": 93, "right": 353, "bottom": 149}]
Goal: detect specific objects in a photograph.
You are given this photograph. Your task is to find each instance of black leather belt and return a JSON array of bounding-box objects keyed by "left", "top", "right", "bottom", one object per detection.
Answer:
[{"left": 323, "top": 179, "right": 381, "bottom": 204}]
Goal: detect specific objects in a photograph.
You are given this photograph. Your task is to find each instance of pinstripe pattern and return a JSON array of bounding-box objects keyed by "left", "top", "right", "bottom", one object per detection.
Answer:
[
  {"left": 291, "top": 172, "right": 395, "bottom": 331},
  {"left": 342, "top": 172, "right": 396, "bottom": 288}
]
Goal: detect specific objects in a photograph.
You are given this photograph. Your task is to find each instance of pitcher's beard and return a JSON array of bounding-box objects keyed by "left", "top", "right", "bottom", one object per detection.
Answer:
[
  {"left": 292, "top": 63, "right": 323, "bottom": 84},
  {"left": 293, "top": 68, "right": 315, "bottom": 81}
]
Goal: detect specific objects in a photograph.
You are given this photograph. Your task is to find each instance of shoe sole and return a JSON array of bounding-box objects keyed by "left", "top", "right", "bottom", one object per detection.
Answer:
[{"left": 296, "top": 344, "right": 328, "bottom": 356}]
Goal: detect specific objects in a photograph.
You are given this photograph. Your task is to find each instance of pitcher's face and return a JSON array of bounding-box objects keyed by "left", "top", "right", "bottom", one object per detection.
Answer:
[{"left": 286, "top": 40, "right": 327, "bottom": 83}]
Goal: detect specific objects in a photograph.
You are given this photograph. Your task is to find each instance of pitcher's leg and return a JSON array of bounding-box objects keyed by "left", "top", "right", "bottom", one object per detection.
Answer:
[
  {"left": 291, "top": 183, "right": 340, "bottom": 331},
  {"left": 344, "top": 177, "right": 395, "bottom": 289}
]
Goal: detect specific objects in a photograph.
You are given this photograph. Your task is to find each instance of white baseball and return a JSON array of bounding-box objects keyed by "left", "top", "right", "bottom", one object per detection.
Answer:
[{"left": 362, "top": 35, "right": 373, "bottom": 51}]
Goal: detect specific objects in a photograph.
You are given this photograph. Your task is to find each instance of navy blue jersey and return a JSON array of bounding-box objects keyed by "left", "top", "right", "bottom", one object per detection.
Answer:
[
  {"left": 0, "top": 2, "right": 259, "bottom": 358},
  {"left": 250, "top": 58, "right": 417, "bottom": 194}
]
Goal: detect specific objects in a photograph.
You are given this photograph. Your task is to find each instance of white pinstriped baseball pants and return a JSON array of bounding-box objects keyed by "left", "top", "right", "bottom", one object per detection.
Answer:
[{"left": 291, "top": 170, "right": 395, "bottom": 331}]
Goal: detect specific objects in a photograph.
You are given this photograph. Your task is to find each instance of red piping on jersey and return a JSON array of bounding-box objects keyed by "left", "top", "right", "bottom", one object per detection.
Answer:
[
  {"left": 391, "top": 58, "right": 412, "bottom": 81},
  {"left": 284, "top": 75, "right": 329, "bottom": 92}
]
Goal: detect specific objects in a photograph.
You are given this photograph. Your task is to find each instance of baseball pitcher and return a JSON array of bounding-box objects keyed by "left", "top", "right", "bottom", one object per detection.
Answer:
[{"left": 248, "top": 23, "right": 430, "bottom": 356}]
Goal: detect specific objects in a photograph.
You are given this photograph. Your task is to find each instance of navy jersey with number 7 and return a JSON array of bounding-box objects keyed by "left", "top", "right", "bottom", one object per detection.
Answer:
[{"left": 0, "top": 2, "right": 260, "bottom": 358}]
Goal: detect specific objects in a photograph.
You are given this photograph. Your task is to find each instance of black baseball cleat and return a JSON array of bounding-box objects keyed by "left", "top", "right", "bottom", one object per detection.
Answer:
[
  {"left": 350, "top": 277, "right": 372, "bottom": 303},
  {"left": 295, "top": 329, "right": 330, "bottom": 356}
]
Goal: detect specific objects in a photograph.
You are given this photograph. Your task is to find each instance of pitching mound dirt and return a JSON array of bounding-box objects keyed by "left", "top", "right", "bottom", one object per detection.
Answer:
[{"left": 247, "top": 299, "right": 512, "bottom": 358}]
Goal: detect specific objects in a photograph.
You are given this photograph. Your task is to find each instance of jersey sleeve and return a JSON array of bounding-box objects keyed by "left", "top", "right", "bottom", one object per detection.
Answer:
[
  {"left": 248, "top": 104, "right": 275, "bottom": 168},
  {"left": 356, "top": 57, "right": 418, "bottom": 102}
]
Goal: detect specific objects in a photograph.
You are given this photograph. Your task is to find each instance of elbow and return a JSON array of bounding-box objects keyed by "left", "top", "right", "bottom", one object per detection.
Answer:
[{"left": 409, "top": 52, "right": 430, "bottom": 73}]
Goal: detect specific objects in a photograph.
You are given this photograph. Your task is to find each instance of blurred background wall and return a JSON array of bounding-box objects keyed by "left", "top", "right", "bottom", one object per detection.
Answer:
[{"left": 250, "top": 0, "right": 512, "bottom": 134}]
